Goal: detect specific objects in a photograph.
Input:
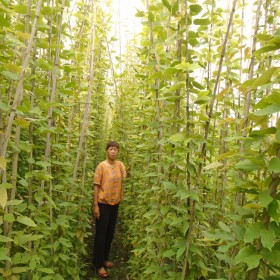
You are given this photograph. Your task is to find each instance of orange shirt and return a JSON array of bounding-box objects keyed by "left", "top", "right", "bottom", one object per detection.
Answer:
[{"left": 93, "top": 160, "right": 126, "bottom": 205}]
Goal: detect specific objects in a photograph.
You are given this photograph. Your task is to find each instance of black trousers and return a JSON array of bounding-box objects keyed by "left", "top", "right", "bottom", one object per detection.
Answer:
[{"left": 93, "top": 203, "right": 119, "bottom": 269}]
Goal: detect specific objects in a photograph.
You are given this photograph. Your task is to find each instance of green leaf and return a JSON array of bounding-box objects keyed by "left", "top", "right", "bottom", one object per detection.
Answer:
[
  {"left": 218, "top": 221, "right": 231, "bottom": 232},
  {"left": 176, "top": 246, "right": 186, "bottom": 260},
  {"left": 41, "top": 6, "right": 54, "bottom": 15},
  {"left": 0, "top": 156, "right": 7, "bottom": 171},
  {"left": 4, "top": 213, "right": 15, "bottom": 223},
  {"left": 175, "top": 189, "right": 190, "bottom": 200},
  {"left": 148, "top": 11, "right": 154, "bottom": 22},
  {"left": 268, "top": 200, "right": 279, "bottom": 221},
  {"left": 253, "top": 104, "right": 280, "bottom": 116},
  {"left": 268, "top": 157, "right": 280, "bottom": 173},
  {"left": 37, "top": 267, "right": 55, "bottom": 274},
  {"left": 18, "top": 234, "right": 43, "bottom": 244},
  {"left": 204, "top": 162, "right": 223, "bottom": 170},
  {"left": 4, "top": 63, "right": 22, "bottom": 73},
  {"left": 189, "top": 243, "right": 204, "bottom": 257},
  {"left": 160, "top": 81, "right": 184, "bottom": 94},
  {"left": 174, "top": 61, "right": 200, "bottom": 71},
  {"left": 250, "top": 127, "right": 276, "bottom": 136},
  {"left": 171, "top": 1, "right": 179, "bottom": 15},
  {"left": 256, "top": 34, "right": 273, "bottom": 41},
  {"left": 259, "top": 191, "right": 273, "bottom": 208},
  {"left": 135, "top": 74, "right": 148, "bottom": 79},
  {"left": 0, "top": 248, "right": 11, "bottom": 261},
  {"left": 0, "top": 235, "right": 13, "bottom": 242},
  {"left": 135, "top": 10, "right": 145, "bottom": 17},
  {"left": 0, "top": 2, "right": 11, "bottom": 12},
  {"left": 0, "top": 188, "right": 7, "bottom": 209},
  {"left": 1, "top": 70, "right": 20, "bottom": 80},
  {"left": 40, "top": 277, "right": 53, "bottom": 280},
  {"left": 244, "top": 223, "right": 264, "bottom": 243},
  {"left": 193, "top": 18, "right": 211, "bottom": 25},
  {"left": 195, "top": 95, "right": 211, "bottom": 104},
  {"left": 169, "top": 132, "right": 186, "bottom": 142},
  {"left": 163, "top": 249, "right": 176, "bottom": 258},
  {"left": 6, "top": 199, "right": 24, "bottom": 206},
  {"left": 235, "top": 246, "right": 262, "bottom": 270},
  {"left": 235, "top": 159, "right": 262, "bottom": 172},
  {"left": 0, "top": 102, "right": 8, "bottom": 112},
  {"left": 251, "top": 67, "right": 278, "bottom": 89},
  {"left": 58, "top": 253, "right": 69, "bottom": 261},
  {"left": 37, "top": 23, "right": 51, "bottom": 31},
  {"left": 58, "top": 238, "right": 72, "bottom": 248},
  {"left": 254, "top": 45, "right": 280, "bottom": 55},
  {"left": 190, "top": 4, "right": 203, "bottom": 14},
  {"left": 162, "top": 0, "right": 171, "bottom": 11},
  {"left": 190, "top": 191, "right": 199, "bottom": 202},
  {"left": 36, "top": 161, "right": 51, "bottom": 168},
  {"left": 266, "top": 247, "right": 280, "bottom": 265},
  {"left": 12, "top": 4, "right": 27, "bottom": 13},
  {"left": 54, "top": 274, "right": 64, "bottom": 280},
  {"left": 43, "top": 193, "right": 57, "bottom": 209},
  {"left": 232, "top": 224, "right": 245, "bottom": 241},
  {"left": 12, "top": 267, "right": 29, "bottom": 273},
  {"left": 0, "top": 14, "right": 10, "bottom": 27},
  {"left": 0, "top": 183, "right": 13, "bottom": 189},
  {"left": 265, "top": 276, "right": 280, "bottom": 280},
  {"left": 266, "top": 90, "right": 280, "bottom": 105},
  {"left": 182, "top": 221, "right": 189, "bottom": 235},
  {"left": 260, "top": 229, "right": 275, "bottom": 251},
  {"left": 276, "top": 128, "right": 280, "bottom": 143},
  {"left": 17, "top": 216, "right": 37, "bottom": 227},
  {"left": 162, "top": 181, "right": 176, "bottom": 191}
]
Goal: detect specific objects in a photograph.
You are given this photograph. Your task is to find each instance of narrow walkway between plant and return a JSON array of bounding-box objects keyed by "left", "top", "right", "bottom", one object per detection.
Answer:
[{"left": 83, "top": 220, "right": 130, "bottom": 280}]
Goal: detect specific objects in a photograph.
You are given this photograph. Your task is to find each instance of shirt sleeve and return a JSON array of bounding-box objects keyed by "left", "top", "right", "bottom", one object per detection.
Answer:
[{"left": 93, "top": 164, "right": 103, "bottom": 186}]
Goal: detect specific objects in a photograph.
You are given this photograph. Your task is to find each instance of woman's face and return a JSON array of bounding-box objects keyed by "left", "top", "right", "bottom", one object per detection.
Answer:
[{"left": 107, "top": 146, "right": 118, "bottom": 161}]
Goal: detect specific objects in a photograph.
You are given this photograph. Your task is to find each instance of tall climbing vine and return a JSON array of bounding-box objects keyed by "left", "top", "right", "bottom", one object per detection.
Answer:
[
  {"left": 110, "top": 0, "right": 280, "bottom": 279},
  {"left": 0, "top": 0, "right": 279, "bottom": 279},
  {"left": 0, "top": 0, "right": 112, "bottom": 278}
]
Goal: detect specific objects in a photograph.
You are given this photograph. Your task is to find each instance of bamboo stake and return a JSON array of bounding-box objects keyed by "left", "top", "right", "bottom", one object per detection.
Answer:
[
  {"left": 0, "top": 0, "right": 43, "bottom": 159},
  {"left": 174, "top": 0, "right": 181, "bottom": 133},
  {"left": 69, "top": 0, "right": 97, "bottom": 198},
  {"left": 227, "top": 2, "right": 245, "bottom": 278},
  {"left": 243, "top": 0, "right": 261, "bottom": 126},
  {"left": 169, "top": 0, "right": 182, "bottom": 182},
  {"left": 246, "top": 1, "right": 275, "bottom": 278},
  {"left": 247, "top": 146, "right": 280, "bottom": 280},
  {"left": 0, "top": 85, "right": 3, "bottom": 151},
  {"left": 145, "top": 0, "right": 163, "bottom": 179},
  {"left": 27, "top": 39, "right": 37, "bottom": 280},
  {"left": 1, "top": 0, "right": 42, "bottom": 274},
  {"left": 4, "top": 126, "right": 20, "bottom": 271},
  {"left": 235, "top": 0, "right": 261, "bottom": 209},
  {"left": 181, "top": 1, "right": 238, "bottom": 279},
  {"left": 185, "top": 0, "right": 191, "bottom": 195},
  {"left": 40, "top": 0, "right": 65, "bottom": 198}
]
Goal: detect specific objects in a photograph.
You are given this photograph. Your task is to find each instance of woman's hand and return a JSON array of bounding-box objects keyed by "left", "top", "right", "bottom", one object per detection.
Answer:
[
  {"left": 125, "top": 167, "right": 131, "bottom": 178},
  {"left": 93, "top": 205, "right": 100, "bottom": 219}
]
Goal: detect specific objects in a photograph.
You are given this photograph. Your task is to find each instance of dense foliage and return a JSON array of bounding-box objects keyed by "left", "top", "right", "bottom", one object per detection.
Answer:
[
  {"left": 0, "top": 0, "right": 279, "bottom": 279},
  {"left": 0, "top": 0, "right": 111, "bottom": 278},
  {"left": 111, "top": 0, "right": 280, "bottom": 279}
]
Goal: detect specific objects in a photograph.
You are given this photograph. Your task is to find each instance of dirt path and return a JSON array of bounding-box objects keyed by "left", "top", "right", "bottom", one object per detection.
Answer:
[{"left": 82, "top": 221, "right": 130, "bottom": 280}]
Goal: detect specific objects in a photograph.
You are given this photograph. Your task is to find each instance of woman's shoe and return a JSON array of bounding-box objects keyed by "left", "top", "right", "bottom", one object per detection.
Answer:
[
  {"left": 104, "top": 261, "right": 113, "bottom": 268},
  {"left": 97, "top": 268, "right": 108, "bottom": 278}
]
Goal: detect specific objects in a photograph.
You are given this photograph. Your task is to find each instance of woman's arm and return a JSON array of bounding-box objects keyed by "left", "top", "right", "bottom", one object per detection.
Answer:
[{"left": 93, "top": 184, "right": 100, "bottom": 219}]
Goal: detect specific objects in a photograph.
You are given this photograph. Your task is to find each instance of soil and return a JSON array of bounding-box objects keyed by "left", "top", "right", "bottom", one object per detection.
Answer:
[{"left": 82, "top": 220, "right": 130, "bottom": 280}]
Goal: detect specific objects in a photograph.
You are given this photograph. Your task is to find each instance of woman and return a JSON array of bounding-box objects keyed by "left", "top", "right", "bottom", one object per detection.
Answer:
[{"left": 92, "top": 141, "right": 127, "bottom": 278}]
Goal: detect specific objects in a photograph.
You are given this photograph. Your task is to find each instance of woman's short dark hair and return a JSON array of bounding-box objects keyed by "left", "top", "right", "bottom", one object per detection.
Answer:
[{"left": 106, "top": 141, "right": 120, "bottom": 150}]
